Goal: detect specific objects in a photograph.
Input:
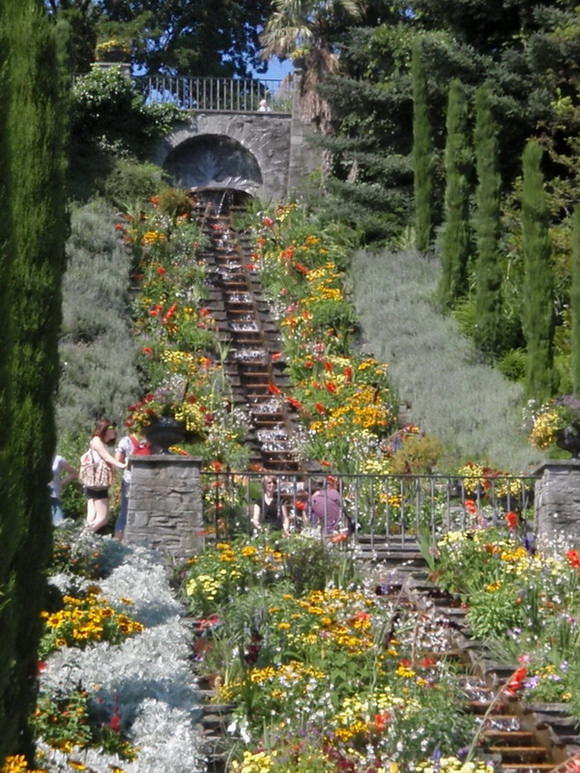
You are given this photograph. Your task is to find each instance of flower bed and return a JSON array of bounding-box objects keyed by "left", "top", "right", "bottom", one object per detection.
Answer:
[
  {"left": 179, "top": 532, "right": 485, "bottom": 771},
  {"left": 9, "top": 525, "right": 207, "bottom": 772}
]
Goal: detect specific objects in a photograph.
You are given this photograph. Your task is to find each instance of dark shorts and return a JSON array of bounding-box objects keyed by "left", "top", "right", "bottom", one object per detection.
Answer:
[{"left": 84, "top": 487, "right": 109, "bottom": 500}]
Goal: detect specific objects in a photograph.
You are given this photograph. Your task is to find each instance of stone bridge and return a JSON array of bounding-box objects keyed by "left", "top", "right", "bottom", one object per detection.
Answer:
[{"left": 148, "top": 78, "right": 321, "bottom": 202}]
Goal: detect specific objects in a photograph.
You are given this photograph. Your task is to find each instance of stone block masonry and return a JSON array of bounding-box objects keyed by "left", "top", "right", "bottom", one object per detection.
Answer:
[
  {"left": 125, "top": 455, "right": 205, "bottom": 561},
  {"left": 534, "top": 460, "right": 580, "bottom": 548}
]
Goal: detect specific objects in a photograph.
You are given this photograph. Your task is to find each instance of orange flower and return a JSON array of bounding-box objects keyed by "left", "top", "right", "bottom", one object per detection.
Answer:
[{"left": 374, "top": 712, "right": 391, "bottom": 732}]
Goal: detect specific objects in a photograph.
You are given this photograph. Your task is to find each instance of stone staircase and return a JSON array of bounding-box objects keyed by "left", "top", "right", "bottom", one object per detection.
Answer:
[{"left": 195, "top": 205, "right": 303, "bottom": 472}]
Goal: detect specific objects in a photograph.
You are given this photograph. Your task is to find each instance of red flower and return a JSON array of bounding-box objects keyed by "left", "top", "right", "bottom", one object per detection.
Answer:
[
  {"left": 114, "top": 223, "right": 125, "bottom": 232},
  {"left": 505, "top": 511, "right": 518, "bottom": 530},
  {"left": 199, "top": 307, "right": 210, "bottom": 316},
  {"left": 37, "top": 661, "right": 47, "bottom": 674},
  {"left": 329, "top": 532, "right": 348, "bottom": 544},
  {"left": 566, "top": 549, "right": 580, "bottom": 569},
  {"left": 293, "top": 261, "right": 309, "bottom": 275},
  {"left": 271, "top": 352, "right": 283, "bottom": 361},
  {"left": 314, "top": 402, "right": 326, "bottom": 414},
  {"left": 323, "top": 360, "right": 333, "bottom": 372},
  {"left": 464, "top": 499, "right": 478, "bottom": 514},
  {"left": 268, "top": 382, "right": 282, "bottom": 395},
  {"left": 156, "top": 266, "right": 167, "bottom": 276},
  {"left": 344, "top": 366, "right": 352, "bottom": 382},
  {"left": 142, "top": 346, "right": 153, "bottom": 356},
  {"left": 504, "top": 666, "right": 528, "bottom": 696},
  {"left": 148, "top": 304, "right": 162, "bottom": 317},
  {"left": 261, "top": 216, "right": 274, "bottom": 227},
  {"left": 210, "top": 460, "right": 223, "bottom": 473},
  {"left": 294, "top": 500, "right": 306, "bottom": 511},
  {"left": 286, "top": 396, "right": 303, "bottom": 411},
  {"left": 150, "top": 195, "right": 159, "bottom": 206},
  {"left": 325, "top": 381, "right": 336, "bottom": 393}
]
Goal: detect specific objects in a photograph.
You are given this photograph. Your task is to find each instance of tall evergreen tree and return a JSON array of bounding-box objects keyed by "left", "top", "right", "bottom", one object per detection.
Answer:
[
  {"left": 0, "top": 0, "right": 68, "bottom": 758},
  {"left": 473, "top": 86, "right": 503, "bottom": 355},
  {"left": 438, "top": 78, "right": 471, "bottom": 307},
  {"left": 571, "top": 207, "right": 580, "bottom": 395},
  {"left": 521, "top": 140, "right": 556, "bottom": 400},
  {"left": 411, "top": 40, "right": 434, "bottom": 252}
]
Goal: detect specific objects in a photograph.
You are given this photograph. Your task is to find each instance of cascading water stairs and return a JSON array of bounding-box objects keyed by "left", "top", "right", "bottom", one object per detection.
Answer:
[
  {"left": 194, "top": 203, "right": 304, "bottom": 472},
  {"left": 187, "top": 199, "right": 578, "bottom": 771},
  {"left": 193, "top": 548, "right": 579, "bottom": 772}
]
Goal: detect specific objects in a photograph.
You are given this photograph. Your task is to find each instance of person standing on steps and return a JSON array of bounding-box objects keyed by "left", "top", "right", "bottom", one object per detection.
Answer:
[
  {"left": 251, "top": 475, "right": 290, "bottom": 536},
  {"left": 114, "top": 429, "right": 152, "bottom": 541},
  {"left": 49, "top": 453, "right": 76, "bottom": 526},
  {"left": 84, "top": 419, "right": 126, "bottom": 534}
]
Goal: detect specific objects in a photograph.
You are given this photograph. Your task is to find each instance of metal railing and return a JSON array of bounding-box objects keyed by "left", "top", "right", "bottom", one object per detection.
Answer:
[
  {"left": 135, "top": 75, "right": 293, "bottom": 113},
  {"left": 200, "top": 470, "right": 539, "bottom": 547}
]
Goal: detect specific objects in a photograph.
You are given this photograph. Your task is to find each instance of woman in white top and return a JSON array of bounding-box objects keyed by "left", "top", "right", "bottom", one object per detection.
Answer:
[
  {"left": 85, "top": 419, "right": 126, "bottom": 533},
  {"left": 49, "top": 454, "right": 76, "bottom": 525}
]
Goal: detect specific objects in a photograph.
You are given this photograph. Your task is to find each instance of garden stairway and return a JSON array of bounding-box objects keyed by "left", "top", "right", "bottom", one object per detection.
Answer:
[
  {"left": 371, "top": 559, "right": 578, "bottom": 773},
  {"left": 193, "top": 204, "right": 304, "bottom": 472}
]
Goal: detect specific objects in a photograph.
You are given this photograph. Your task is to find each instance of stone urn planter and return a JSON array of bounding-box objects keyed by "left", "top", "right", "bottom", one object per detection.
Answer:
[
  {"left": 142, "top": 417, "right": 186, "bottom": 453},
  {"left": 555, "top": 425, "right": 580, "bottom": 458}
]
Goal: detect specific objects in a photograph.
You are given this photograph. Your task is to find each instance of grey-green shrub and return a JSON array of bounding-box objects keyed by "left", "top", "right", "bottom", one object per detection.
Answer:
[
  {"left": 57, "top": 199, "right": 141, "bottom": 437},
  {"left": 351, "top": 247, "right": 544, "bottom": 472}
]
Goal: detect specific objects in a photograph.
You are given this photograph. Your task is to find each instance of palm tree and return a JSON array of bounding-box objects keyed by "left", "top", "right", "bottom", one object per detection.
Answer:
[{"left": 260, "top": 0, "right": 361, "bottom": 133}]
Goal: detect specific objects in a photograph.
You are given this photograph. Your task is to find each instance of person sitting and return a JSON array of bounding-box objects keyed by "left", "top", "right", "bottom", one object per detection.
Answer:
[{"left": 251, "top": 475, "right": 290, "bottom": 536}]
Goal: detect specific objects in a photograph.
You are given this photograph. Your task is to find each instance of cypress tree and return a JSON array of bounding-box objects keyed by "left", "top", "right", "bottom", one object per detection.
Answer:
[
  {"left": 0, "top": 0, "right": 68, "bottom": 758},
  {"left": 473, "top": 86, "right": 503, "bottom": 355},
  {"left": 571, "top": 207, "right": 580, "bottom": 395},
  {"left": 521, "top": 139, "right": 557, "bottom": 400},
  {"left": 412, "top": 40, "right": 434, "bottom": 252},
  {"left": 439, "top": 78, "right": 471, "bottom": 307}
]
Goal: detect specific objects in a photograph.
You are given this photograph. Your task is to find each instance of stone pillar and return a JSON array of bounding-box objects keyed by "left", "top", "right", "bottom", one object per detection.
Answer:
[
  {"left": 287, "top": 67, "right": 322, "bottom": 195},
  {"left": 534, "top": 460, "right": 580, "bottom": 547},
  {"left": 125, "top": 455, "right": 205, "bottom": 561}
]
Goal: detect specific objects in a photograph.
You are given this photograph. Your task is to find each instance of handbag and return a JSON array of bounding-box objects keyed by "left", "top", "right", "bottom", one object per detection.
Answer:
[{"left": 79, "top": 448, "right": 113, "bottom": 489}]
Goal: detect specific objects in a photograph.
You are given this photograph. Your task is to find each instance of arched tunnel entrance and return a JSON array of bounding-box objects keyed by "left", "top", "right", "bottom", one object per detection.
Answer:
[{"left": 163, "top": 134, "right": 263, "bottom": 209}]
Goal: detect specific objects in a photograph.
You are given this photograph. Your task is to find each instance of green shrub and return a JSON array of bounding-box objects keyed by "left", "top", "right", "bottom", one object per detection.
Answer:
[
  {"left": 102, "top": 158, "right": 168, "bottom": 208},
  {"left": 497, "top": 349, "right": 527, "bottom": 382}
]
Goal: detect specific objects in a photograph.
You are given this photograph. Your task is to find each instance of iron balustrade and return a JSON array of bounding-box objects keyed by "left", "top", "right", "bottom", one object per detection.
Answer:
[
  {"left": 200, "top": 470, "right": 539, "bottom": 546},
  {"left": 135, "top": 75, "right": 292, "bottom": 113}
]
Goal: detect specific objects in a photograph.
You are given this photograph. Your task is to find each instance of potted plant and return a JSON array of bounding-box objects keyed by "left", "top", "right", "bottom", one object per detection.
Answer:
[
  {"left": 126, "top": 377, "right": 210, "bottom": 452},
  {"left": 527, "top": 395, "right": 580, "bottom": 457},
  {"left": 95, "top": 37, "right": 132, "bottom": 63}
]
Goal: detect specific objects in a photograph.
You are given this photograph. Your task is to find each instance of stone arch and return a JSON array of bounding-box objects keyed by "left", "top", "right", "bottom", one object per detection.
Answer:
[{"left": 163, "top": 133, "right": 263, "bottom": 197}]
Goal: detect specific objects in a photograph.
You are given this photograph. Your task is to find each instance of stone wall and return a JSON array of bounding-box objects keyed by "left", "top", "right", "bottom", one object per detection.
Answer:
[
  {"left": 534, "top": 460, "right": 580, "bottom": 547},
  {"left": 125, "top": 455, "right": 204, "bottom": 561},
  {"left": 153, "top": 107, "right": 322, "bottom": 201}
]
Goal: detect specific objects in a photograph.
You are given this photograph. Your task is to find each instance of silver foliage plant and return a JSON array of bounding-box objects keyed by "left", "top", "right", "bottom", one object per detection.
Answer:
[{"left": 38, "top": 537, "right": 207, "bottom": 773}]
